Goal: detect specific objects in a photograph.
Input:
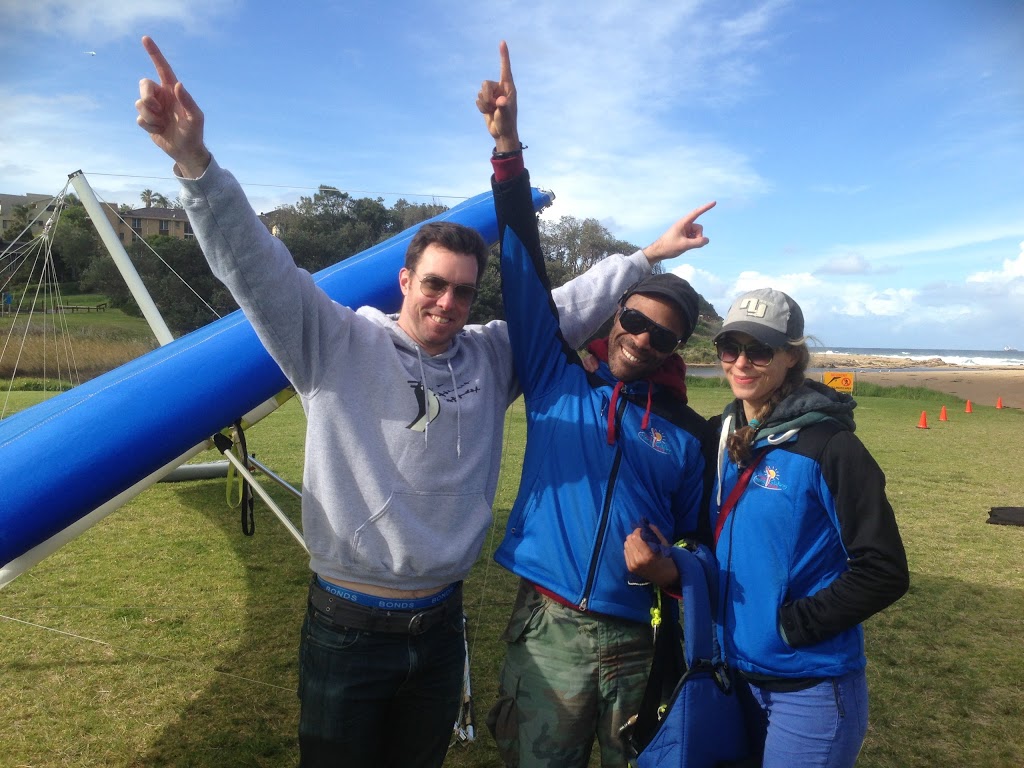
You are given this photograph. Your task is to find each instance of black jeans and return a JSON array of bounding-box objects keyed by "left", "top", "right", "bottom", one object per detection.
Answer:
[{"left": 297, "top": 596, "right": 465, "bottom": 768}]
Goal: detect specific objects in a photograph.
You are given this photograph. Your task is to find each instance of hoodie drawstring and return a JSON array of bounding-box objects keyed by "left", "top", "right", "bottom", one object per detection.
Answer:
[
  {"left": 415, "top": 348, "right": 430, "bottom": 446},
  {"left": 413, "top": 348, "right": 462, "bottom": 458},
  {"left": 606, "top": 379, "right": 656, "bottom": 444},
  {"left": 715, "top": 412, "right": 733, "bottom": 507},
  {"left": 607, "top": 381, "right": 623, "bottom": 444},
  {"left": 447, "top": 359, "right": 462, "bottom": 459}
]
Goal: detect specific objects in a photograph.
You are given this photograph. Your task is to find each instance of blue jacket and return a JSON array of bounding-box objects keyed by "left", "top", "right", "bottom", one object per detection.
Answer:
[
  {"left": 711, "top": 384, "right": 909, "bottom": 678},
  {"left": 492, "top": 170, "right": 709, "bottom": 623}
]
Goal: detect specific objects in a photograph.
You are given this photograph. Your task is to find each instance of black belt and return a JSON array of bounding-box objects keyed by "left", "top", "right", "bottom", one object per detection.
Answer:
[{"left": 308, "top": 578, "right": 463, "bottom": 635}]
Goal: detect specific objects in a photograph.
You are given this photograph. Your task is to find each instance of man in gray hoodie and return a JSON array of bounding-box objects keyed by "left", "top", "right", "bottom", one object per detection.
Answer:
[{"left": 136, "top": 35, "right": 707, "bottom": 768}]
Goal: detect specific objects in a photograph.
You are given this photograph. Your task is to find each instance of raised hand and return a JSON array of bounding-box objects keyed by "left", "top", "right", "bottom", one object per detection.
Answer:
[
  {"left": 135, "top": 36, "right": 211, "bottom": 178},
  {"left": 476, "top": 40, "right": 520, "bottom": 153},
  {"left": 642, "top": 201, "right": 716, "bottom": 265}
]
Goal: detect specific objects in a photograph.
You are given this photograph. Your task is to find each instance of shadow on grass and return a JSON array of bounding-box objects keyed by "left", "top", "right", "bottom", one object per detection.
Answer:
[
  {"left": 128, "top": 479, "right": 1024, "bottom": 768},
  {"left": 127, "top": 486, "right": 521, "bottom": 768},
  {"left": 127, "top": 482, "right": 308, "bottom": 768}
]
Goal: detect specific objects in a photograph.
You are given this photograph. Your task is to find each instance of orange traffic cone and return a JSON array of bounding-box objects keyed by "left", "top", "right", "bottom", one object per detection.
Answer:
[
  {"left": 917, "top": 411, "right": 929, "bottom": 429},
  {"left": 939, "top": 406, "right": 948, "bottom": 422},
  {"left": 996, "top": 397, "right": 1004, "bottom": 409},
  {"left": 965, "top": 400, "right": 973, "bottom": 413}
]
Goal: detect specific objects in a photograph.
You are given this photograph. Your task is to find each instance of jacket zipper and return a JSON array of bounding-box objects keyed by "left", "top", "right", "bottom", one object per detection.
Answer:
[{"left": 579, "top": 391, "right": 628, "bottom": 610}]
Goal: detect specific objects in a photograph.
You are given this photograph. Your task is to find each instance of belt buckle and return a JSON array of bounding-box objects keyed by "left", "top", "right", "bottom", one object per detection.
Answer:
[{"left": 407, "top": 610, "right": 427, "bottom": 635}]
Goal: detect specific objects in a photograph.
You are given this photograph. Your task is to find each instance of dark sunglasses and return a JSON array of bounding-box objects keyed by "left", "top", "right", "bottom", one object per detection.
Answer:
[
  {"left": 411, "top": 271, "right": 477, "bottom": 304},
  {"left": 617, "top": 307, "right": 680, "bottom": 354},
  {"left": 715, "top": 338, "right": 775, "bottom": 366}
]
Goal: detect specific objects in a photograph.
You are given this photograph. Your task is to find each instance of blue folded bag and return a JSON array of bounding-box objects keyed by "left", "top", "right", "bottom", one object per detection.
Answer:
[{"left": 628, "top": 542, "right": 751, "bottom": 768}]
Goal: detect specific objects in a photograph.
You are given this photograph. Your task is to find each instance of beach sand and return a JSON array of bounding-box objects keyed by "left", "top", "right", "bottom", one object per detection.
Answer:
[{"left": 811, "top": 354, "right": 1023, "bottom": 409}]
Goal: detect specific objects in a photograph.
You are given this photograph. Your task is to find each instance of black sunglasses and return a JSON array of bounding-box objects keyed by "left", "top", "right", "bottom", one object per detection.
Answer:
[
  {"left": 617, "top": 307, "right": 680, "bottom": 354},
  {"left": 715, "top": 338, "right": 775, "bottom": 367},
  {"left": 410, "top": 271, "right": 477, "bottom": 305}
]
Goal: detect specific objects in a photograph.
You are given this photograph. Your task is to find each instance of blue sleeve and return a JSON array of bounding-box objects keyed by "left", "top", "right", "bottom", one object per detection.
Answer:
[{"left": 492, "top": 170, "right": 579, "bottom": 400}]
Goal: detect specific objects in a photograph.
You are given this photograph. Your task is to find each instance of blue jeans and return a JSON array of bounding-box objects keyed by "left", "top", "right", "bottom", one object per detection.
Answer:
[
  {"left": 297, "top": 599, "right": 465, "bottom": 768},
  {"left": 739, "top": 669, "right": 869, "bottom": 768}
]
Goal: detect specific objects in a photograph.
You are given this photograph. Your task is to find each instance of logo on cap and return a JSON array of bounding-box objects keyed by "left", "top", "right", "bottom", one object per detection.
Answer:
[{"left": 738, "top": 298, "right": 768, "bottom": 318}]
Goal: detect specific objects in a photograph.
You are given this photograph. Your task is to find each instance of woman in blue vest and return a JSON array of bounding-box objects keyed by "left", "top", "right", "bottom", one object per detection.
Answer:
[{"left": 708, "top": 288, "right": 909, "bottom": 768}]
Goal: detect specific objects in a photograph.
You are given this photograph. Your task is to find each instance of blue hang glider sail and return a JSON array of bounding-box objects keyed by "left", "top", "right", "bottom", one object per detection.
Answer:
[{"left": 0, "top": 186, "right": 553, "bottom": 582}]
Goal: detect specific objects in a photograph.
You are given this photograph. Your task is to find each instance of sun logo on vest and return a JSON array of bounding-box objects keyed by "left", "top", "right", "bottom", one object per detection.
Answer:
[
  {"left": 638, "top": 426, "right": 671, "bottom": 454},
  {"left": 753, "top": 463, "right": 785, "bottom": 491},
  {"left": 406, "top": 380, "right": 440, "bottom": 432}
]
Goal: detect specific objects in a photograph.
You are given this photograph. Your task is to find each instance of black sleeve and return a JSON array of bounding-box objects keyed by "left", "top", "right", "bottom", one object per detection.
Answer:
[
  {"left": 693, "top": 414, "right": 723, "bottom": 547},
  {"left": 779, "top": 429, "right": 910, "bottom": 647}
]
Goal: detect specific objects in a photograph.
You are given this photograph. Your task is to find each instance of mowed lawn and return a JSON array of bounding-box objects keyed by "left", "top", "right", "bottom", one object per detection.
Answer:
[{"left": 1, "top": 384, "right": 1022, "bottom": 767}]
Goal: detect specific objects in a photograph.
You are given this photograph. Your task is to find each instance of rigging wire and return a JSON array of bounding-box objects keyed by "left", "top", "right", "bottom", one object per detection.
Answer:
[
  {"left": 0, "top": 612, "right": 295, "bottom": 694},
  {"left": 84, "top": 170, "right": 473, "bottom": 202},
  {"left": 92, "top": 190, "right": 221, "bottom": 322}
]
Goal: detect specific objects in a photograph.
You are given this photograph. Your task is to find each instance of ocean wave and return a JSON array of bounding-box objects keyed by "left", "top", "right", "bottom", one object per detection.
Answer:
[{"left": 818, "top": 348, "right": 1024, "bottom": 367}]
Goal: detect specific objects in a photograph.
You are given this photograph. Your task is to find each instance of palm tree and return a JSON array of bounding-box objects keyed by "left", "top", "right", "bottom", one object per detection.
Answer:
[{"left": 140, "top": 189, "right": 156, "bottom": 208}]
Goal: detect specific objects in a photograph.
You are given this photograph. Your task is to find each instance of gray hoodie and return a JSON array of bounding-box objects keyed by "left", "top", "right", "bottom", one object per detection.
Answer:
[{"left": 178, "top": 158, "right": 651, "bottom": 590}]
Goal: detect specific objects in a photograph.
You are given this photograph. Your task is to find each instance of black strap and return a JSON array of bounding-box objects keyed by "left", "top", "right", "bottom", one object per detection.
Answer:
[
  {"left": 234, "top": 420, "right": 255, "bottom": 536},
  {"left": 622, "top": 598, "right": 684, "bottom": 756}
]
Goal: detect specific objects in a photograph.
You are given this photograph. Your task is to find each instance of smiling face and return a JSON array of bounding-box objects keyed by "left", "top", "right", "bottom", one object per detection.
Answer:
[
  {"left": 607, "top": 293, "right": 686, "bottom": 382},
  {"left": 397, "top": 243, "right": 479, "bottom": 355},
  {"left": 720, "top": 331, "right": 798, "bottom": 418}
]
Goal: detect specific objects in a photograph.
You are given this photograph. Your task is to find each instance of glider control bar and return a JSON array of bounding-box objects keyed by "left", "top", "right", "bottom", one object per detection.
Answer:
[{"left": 212, "top": 432, "right": 308, "bottom": 555}]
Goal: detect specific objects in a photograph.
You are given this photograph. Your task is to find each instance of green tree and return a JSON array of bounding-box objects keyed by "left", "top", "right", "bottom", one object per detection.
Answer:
[
  {"left": 51, "top": 198, "right": 103, "bottom": 285},
  {"left": 277, "top": 187, "right": 447, "bottom": 273},
  {"left": 468, "top": 249, "right": 503, "bottom": 325},
  {"left": 391, "top": 198, "right": 448, "bottom": 232},
  {"left": 82, "top": 235, "right": 236, "bottom": 336},
  {"left": 1, "top": 204, "right": 34, "bottom": 244},
  {"left": 539, "top": 215, "right": 640, "bottom": 280}
]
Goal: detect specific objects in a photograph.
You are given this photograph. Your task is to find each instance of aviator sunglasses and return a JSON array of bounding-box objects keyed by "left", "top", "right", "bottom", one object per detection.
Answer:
[
  {"left": 410, "top": 271, "right": 477, "bottom": 305},
  {"left": 715, "top": 338, "right": 776, "bottom": 367},
  {"left": 617, "top": 307, "right": 681, "bottom": 354}
]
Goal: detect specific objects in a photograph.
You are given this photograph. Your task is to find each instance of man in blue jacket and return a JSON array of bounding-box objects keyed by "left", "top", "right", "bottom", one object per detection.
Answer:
[{"left": 477, "top": 42, "right": 716, "bottom": 767}]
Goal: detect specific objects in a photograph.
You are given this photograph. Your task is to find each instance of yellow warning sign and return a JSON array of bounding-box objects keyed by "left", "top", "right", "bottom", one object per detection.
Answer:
[{"left": 822, "top": 371, "right": 855, "bottom": 393}]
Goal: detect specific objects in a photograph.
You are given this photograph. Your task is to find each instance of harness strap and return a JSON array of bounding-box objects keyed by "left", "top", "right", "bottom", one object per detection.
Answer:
[{"left": 713, "top": 448, "right": 769, "bottom": 547}]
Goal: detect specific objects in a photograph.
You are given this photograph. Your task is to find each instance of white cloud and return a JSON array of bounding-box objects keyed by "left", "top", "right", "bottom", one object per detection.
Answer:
[
  {"left": 814, "top": 252, "right": 871, "bottom": 275},
  {"left": 0, "top": 0, "right": 239, "bottom": 43},
  {"left": 966, "top": 242, "right": 1024, "bottom": 284}
]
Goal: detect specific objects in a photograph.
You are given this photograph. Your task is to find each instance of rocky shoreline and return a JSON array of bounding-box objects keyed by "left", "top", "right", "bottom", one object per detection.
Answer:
[{"left": 694, "top": 352, "right": 1023, "bottom": 409}]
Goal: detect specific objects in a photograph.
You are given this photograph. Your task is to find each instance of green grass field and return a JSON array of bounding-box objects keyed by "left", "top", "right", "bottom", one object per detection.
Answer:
[{"left": 1, "top": 383, "right": 1022, "bottom": 767}]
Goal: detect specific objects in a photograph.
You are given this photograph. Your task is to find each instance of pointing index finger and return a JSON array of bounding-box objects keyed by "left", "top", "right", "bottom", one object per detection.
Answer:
[
  {"left": 498, "top": 40, "right": 514, "bottom": 86},
  {"left": 142, "top": 35, "right": 178, "bottom": 87}
]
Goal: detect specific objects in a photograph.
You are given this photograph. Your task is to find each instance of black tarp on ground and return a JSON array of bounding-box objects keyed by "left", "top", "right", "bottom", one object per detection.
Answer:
[{"left": 987, "top": 507, "right": 1024, "bottom": 526}]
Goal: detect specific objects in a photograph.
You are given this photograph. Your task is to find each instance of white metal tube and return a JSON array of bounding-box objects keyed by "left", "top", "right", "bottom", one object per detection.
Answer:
[
  {"left": 218, "top": 445, "right": 308, "bottom": 554},
  {"left": 68, "top": 170, "right": 175, "bottom": 346}
]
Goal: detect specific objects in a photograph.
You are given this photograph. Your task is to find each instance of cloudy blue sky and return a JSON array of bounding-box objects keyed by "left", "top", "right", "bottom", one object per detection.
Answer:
[{"left": 1, "top": 0, "right": 1022, "bottom": 350}]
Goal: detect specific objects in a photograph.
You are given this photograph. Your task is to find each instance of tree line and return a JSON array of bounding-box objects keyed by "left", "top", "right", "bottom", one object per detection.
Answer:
[{"left": 2, "top": 186, "right": 718, "bottom": 337}]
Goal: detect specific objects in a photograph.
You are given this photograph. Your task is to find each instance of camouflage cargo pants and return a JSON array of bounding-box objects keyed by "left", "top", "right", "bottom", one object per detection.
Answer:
[{"left": 486, "top": 579, "right": 654, "bottom": 768}]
